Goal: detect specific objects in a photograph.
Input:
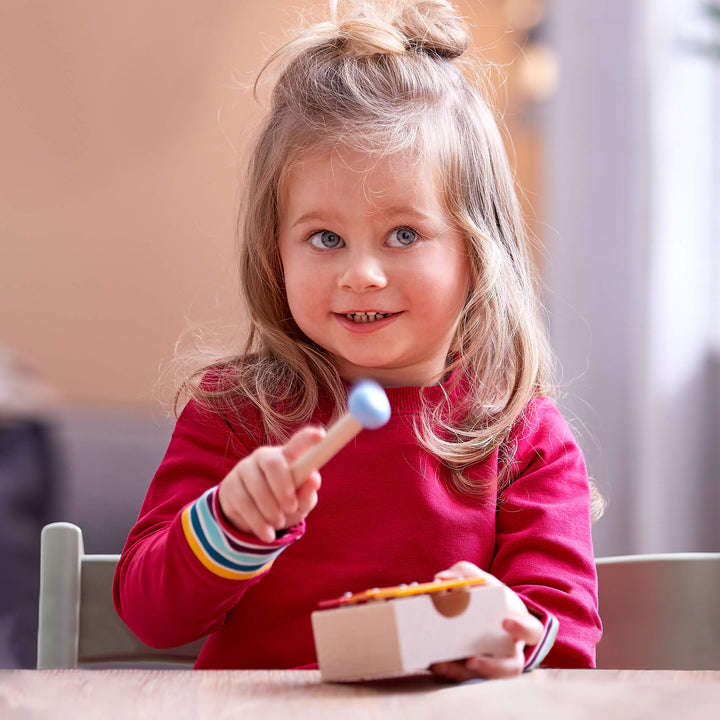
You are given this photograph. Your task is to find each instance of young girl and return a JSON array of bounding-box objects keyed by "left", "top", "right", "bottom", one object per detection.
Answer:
[{"left": 114, "top": 0, "right": 602, "bottom": 680}]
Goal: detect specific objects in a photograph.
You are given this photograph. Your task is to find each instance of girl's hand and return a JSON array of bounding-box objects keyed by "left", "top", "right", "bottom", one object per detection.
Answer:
[
  {"left": 429, "top": 561, "right": 544, "bottom": 682},
  {"left": 217, "top": 426, "right": 326, "bottom": 543}
]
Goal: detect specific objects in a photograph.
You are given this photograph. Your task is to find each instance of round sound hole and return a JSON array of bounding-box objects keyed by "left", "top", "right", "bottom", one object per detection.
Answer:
[{"left": 430, "top": 589, "right": 471, "bottom": 617}]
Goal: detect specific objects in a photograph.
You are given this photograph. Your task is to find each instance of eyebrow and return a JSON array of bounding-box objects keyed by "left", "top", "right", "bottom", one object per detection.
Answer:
[
  {"left": 289, "top": 212, "right": 331, "bottom": 229},
  {"left": 289, "top": 206, "right": 437, "bottom": 229},
  {"left": 380, "top": 206, "right": 436, "bottom": 222}
]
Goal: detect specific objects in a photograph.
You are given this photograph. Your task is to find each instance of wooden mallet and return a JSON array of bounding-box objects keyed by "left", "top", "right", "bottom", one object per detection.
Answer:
[{"left": 290, "top": 379, "right": 391, "bottom": 485}]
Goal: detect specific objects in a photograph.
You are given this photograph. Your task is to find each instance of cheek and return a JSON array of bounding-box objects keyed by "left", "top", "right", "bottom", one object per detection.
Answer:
[
  {"left": 431, "top": 263, "right": 471, "bottom": 331},
  {"left": 283, "top": 257, "right": 327, "bottom": 321},
  {"left": 415, "top": 251, "right": 470, "bottom": 309}
]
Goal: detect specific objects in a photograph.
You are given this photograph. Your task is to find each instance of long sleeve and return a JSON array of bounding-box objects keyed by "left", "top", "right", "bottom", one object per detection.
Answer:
[
  {"left": 490, "top": 398, "right": 602, "bottom": 668},
  {"left": 112, "top": 399, "right": 302, "bottom": 649},
  {"left": 113, "top": 381, "right": 600, "bottom": 670}
]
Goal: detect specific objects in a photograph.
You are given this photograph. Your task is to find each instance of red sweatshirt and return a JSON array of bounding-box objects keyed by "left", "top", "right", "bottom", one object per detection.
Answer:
[{"left": 113, "top": 379, "right": 601, "bottom": 669}]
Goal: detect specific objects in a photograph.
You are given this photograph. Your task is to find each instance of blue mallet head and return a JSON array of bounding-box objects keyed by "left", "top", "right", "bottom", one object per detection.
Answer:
[{"left": 348, "top": 379, "right": 391, "bottom": 430}]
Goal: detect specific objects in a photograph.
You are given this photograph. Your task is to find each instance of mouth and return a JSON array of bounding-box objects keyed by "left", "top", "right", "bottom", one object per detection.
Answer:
[{"left": 342, "top": 311, "right": 392, "bottom": 323}]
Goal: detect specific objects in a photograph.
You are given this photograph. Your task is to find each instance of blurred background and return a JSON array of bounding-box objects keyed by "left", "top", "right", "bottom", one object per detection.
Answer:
[{"left": 1, "top": 0, "right": 718, "bottom": 667}]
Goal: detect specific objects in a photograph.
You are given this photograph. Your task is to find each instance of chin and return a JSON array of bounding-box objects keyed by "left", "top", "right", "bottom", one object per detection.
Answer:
[{"left": 334, "top": 358, "right": 397, "bottom": 377}]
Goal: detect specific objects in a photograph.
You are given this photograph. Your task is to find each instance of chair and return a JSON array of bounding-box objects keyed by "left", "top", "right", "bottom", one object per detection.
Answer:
[
  {"left": 595, "top": 553, "right": 720, "bottom": 670},
  {"left": 37, "top": 522, "right": 205, "bottom": 668}
]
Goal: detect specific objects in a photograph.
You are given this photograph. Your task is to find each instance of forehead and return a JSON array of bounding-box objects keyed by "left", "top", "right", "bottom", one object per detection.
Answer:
[{"left": 279, "top": 146, "right": 445, "bottom": 213}]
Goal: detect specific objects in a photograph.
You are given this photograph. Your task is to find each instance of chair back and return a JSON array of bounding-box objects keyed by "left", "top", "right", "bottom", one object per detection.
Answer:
[
  {"left": 37, "top": 522, "right": 205, "bottom": 668},
  {"left": 595, "top": 553, "right": 720, "bottom": 670}
]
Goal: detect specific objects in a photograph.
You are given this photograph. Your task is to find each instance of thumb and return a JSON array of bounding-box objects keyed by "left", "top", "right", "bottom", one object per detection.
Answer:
[
  {"left": 435, "top": 561, "right": 502, "bottom": 586},
  {"left": 282, "top": 425, "right": 326, "bottom": 466},
  {"left": 503, "top": 613, "right": 544, "bottom": 647}
]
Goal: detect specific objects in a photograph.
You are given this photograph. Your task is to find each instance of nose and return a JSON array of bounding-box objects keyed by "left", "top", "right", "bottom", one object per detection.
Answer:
[{"left": 338, "top": 249, "right": 388, "bottom": 291}]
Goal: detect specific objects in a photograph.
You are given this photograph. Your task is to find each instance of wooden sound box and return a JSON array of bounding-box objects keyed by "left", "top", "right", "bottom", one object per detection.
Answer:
[{"left": 311, "top": 577, "right": 514, "bottom": 682}]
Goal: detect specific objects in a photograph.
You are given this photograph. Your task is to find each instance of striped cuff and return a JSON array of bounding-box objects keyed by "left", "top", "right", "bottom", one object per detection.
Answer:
[
  {"left": 522, "top": 598, "right": 559, "bottom": 671},
  {"left": 181, "top": 487, "right": 302, "bottom": 580}
]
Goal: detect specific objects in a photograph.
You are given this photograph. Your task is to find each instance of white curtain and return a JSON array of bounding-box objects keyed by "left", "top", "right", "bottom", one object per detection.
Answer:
[{"left": 545, "top": 0, "right": 720, "bottom": 556}]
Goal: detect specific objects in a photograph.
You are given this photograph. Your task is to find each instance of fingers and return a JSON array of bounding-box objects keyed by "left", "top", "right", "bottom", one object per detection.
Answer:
[
  {"left": 217, "top": 426, "right": 326, "bottom": 542},
  {"left": 430, "top": 660, "right": 482, "bottom": 683},
  {"left": 431, "top": 643, "right": 526, "bottom": 682},
  {"left": 218, "top": 465, "right": 276, "bottom": 543},
  {"left": 293, "top": 469, "right": 322, "bottom": 516},
  {"left": 464, "top": 644, "right": 527, "bottom": 679},
  {"left": 254, "top": 447, "right": 296, "bottom": 517},
  {"left": 280, "top": 426, "right": 325, "bottom": 517}
]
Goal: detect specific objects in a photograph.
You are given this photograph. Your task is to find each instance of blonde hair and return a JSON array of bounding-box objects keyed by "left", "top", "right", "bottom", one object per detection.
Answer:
[{"left": 182, "top": 0, "right": 601, "bottom": 517}]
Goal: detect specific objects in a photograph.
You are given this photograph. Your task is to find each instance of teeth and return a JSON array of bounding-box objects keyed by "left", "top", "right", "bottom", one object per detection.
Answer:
[{"left": 345, "top": 312, "right": 390, "bottom": 323}]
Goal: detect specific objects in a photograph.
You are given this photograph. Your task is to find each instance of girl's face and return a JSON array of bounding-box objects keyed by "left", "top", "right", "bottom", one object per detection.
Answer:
[{"left": 278, "top": 148, "right": 470, "bottom": 387}]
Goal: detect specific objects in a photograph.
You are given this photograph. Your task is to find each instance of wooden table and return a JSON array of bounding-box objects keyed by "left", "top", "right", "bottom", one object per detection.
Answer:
[{"left": 1, "top": 669, "right": 719, "bottom": 719}]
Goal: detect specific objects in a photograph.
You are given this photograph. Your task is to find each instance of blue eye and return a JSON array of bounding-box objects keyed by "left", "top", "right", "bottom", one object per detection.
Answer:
[
  {"left": 388, "top": 227, "right": 418, "bottom": 247},
  {"left": 309, "top": 230, "right": 344, "bottom": 249}
]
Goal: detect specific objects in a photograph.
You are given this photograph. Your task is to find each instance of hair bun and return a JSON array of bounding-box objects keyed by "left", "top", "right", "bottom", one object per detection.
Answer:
[
  {"left": 323, "top": 1, "right": 469, "bottom": 61},
  {"left": 335, "top": 17, "right": 406, "bottom": 56},
  {"left": 394, "top": 0, "right": 469, "bottom": 59}
]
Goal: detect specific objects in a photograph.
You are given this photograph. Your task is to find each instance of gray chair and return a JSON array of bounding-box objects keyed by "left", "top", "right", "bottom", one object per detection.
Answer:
[
  {"left": 595, "top": 553, "right": 720, "bottom": 670},
  {"left": 37, "top": 522, "right": 205, "bottom": 668}
]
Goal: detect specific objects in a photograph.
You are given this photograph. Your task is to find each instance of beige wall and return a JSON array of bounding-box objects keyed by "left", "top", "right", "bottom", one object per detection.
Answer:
[{"left": 0, "top": 0, "right": 542, "bottom": 408}]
